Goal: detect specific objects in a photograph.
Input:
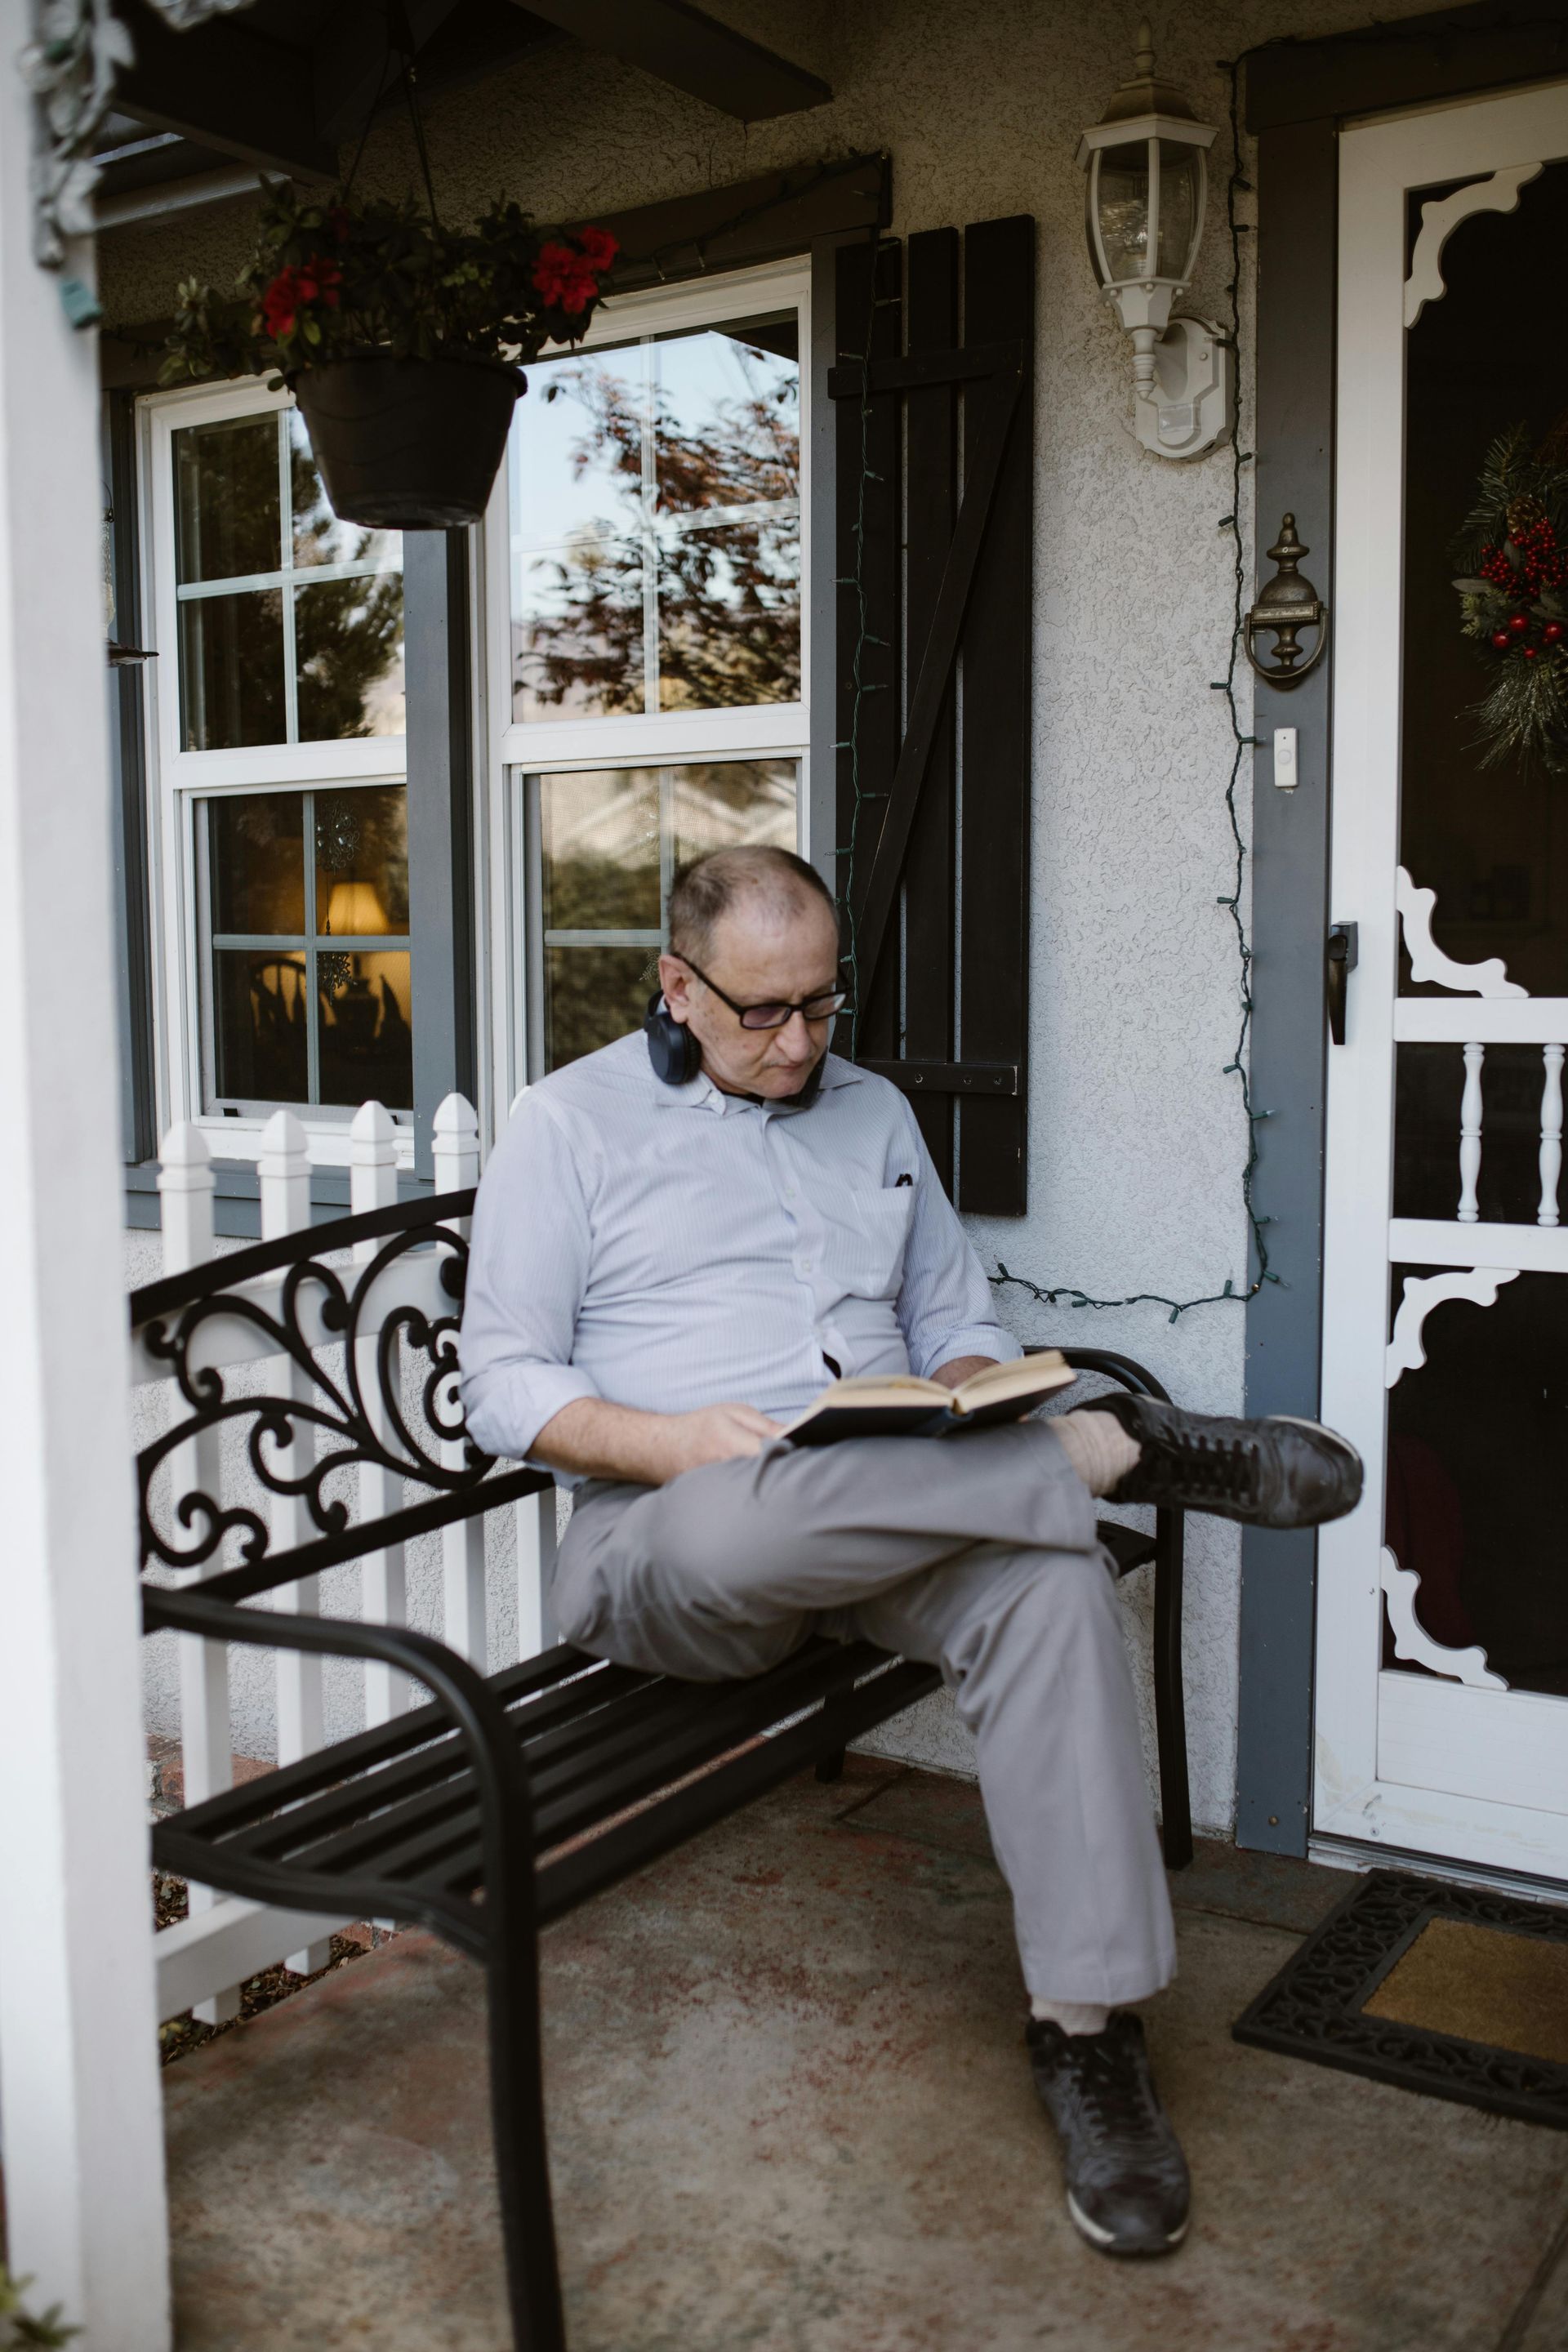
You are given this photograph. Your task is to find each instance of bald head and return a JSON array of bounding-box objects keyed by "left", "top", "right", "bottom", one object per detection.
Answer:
[{"left": 668, "top": 844, "right": 839, "bottom": 968}]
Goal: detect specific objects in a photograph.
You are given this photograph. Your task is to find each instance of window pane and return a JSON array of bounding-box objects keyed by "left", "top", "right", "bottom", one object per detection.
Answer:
[
  {"left": 318, "top": 950, "right": 412, "bottom": 1107},
  {"left": 180, "top": 589, "right": 286, "bottom": 751},
  {"left": 210, "top": 792, "right": 305, "bottom": 934},
  {"left": 512, "top": 538, "right": 644, "bottom": 720},
  {"left": 656, "top": 518, "right": 800, "bottom": 709},
  {"left": 1093, "top": 140, "right": 1152, "bottom": 283},
  {"left": 511, "top": 348, "right": 645, "bottom": 552},
  {"left": 212, "top": 949, "right": 309, "bottom": 1102},
  {"left": 669, "top": 760, "right": 798, "bottom": 867},
  {"left": 1156, "top": 143, "right": 1200, "bottom": 278},
  {"left": 315, "top": 786, "right": 409, "bottom": 937},
  {"left": 653, "top": 322, "right": 798, "bottom": 514},
  {"left": 176, "top": 415, "right": 281, "bottom": 584},
  {"left": 541, "top": 768, "right": 661, "bottom": 932},
  {"left": 288, "top": 408, "right": 399, "bottom": 572},
  {"left": 295, "top": 574, "right": 405, "bottom": 740},
  {"left": 545, "top": 943, "right": 658, "bottom": 1069}
]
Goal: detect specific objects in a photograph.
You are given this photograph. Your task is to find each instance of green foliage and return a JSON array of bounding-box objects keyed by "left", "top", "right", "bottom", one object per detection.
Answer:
[
  {"left": 159, "top": 181, "right": 615, "bottom": 389},
  {"left": 1450, "top": 421, "right": 1568, "bottom": 773},
  {"left": 0, "top": 2267, "right": 80, "bottom": 2350}
]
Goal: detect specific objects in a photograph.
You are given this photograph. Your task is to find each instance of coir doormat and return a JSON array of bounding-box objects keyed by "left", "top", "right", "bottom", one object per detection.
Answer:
[{"left": 1233, "top": 1869, "right": 1568, "bottom": 2128}]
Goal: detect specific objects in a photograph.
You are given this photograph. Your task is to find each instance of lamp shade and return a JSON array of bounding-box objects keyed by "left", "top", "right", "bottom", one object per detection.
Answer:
[
  {"left": 1077, "top": 22, "right": 1216, "bottom": 345},
  {"left": 323, "top": 880, "right": 389, "bottom": 937}
]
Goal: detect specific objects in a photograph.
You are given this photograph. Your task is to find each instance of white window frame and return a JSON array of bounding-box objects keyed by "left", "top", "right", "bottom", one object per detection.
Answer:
[
  {"left": 479, "top": 256, "right": 813, "bottom": 1125},
  {"left": 138, "top": 376, "right": 412, "bottom": 1168}
]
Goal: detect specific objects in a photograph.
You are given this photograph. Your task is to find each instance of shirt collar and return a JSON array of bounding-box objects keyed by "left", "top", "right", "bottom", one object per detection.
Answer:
[{"left": 649, "top": 1052, "right": 865, "bottom": 1112}]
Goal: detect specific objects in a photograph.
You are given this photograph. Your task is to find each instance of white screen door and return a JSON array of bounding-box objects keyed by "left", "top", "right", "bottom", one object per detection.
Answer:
[{"left": 1318, "top": 80, "right": 1568, "bottom": 1880}]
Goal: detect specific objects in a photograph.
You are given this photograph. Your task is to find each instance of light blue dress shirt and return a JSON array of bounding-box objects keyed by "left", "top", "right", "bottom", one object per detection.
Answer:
[{"left": 459, "top": 1029, "right": 1020, "bottom": 1474}]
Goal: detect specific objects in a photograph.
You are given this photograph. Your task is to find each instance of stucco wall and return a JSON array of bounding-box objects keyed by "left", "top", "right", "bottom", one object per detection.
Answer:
[{"left": 109, "top": 0, "right": 1442, "bottom": 1830}]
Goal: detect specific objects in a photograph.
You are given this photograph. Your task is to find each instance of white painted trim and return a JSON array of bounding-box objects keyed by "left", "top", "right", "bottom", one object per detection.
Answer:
[
  {"left": 1394, "top": 996, "right": 1568, "bottom": 1042},
  {"left": 1384, "top": 1264, "right": 1520, "bottom": 1382},
  {"left": 1388, "top": 1217, "right": 1568, "bottom": 1273},
  {"left": 137, "top": 379, "right": 410, "bottom": 1161},
  {"left": 1317, "top": 78, "right": 1568, "bottom": 1885},
  {"left": 498, "top": 699, "right": 808, "bottom": 772},
  {"left": 560, "top": 254, "right": 810, "bottom": 352},
  {"left": 483, "top": 258, "right": 813, "bottom": 1126},
  {"left": 1396, "top": 865, "right": 1526, "bottom": 996},
  {"left": 1403, "top": 163, "right": 1544, "bottom": 325},
  {"left": 0, "top": 10, "right": 171, "bottom": 2319},
  {"left": 154, "top": 1898, "right": 350, "bottom": 2022},
  {"left": 1381, "top": 1547, "right": 1506, "bottom": 1690}
]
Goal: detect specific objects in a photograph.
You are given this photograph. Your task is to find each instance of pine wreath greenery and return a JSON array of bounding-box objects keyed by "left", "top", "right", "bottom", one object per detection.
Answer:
[{"left": 1452, "top": 421, "right": 1568, "bottom": 772}]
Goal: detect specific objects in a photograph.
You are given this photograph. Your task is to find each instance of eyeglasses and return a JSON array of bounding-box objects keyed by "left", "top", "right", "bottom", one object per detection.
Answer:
[{"left": 679, "top": 954, "right": 849, "bottom": 1031}]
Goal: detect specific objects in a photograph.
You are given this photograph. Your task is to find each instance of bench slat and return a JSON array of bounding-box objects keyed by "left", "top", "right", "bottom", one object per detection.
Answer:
[
  {"left": 151, "top": 1642, "right": 921, "bottom": 1943},
  {"left": 534, "top": 1658, "right": 942, "bottom": 1925}
]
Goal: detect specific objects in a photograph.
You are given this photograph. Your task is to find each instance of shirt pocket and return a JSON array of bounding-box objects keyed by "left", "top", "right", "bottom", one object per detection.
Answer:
[{"left": 824, "top": 1183, "right": 915, "bottom": 1300}]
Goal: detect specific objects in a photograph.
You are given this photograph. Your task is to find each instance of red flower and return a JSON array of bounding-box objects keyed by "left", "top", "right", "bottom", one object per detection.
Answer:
[
  {"left": 532, "top": 240, "right": 599, "bottom": 317},
  {"left": 532, "top": 230, "right": 615, "bottom": 318},
  {"left": 260, "top": 257, "right": 342, "bottom": 341},
  {"left": 575, "top": 225, "right": 618, "bottom": 273}
]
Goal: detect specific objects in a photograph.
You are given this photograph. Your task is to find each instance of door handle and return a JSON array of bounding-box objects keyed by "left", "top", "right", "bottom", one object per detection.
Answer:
[{"left": 1327, "top": 921, "right": 1358, "bottom": 1045}]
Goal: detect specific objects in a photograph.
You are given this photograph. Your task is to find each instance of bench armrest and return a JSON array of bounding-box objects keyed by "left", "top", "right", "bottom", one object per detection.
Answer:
[{"left": 145, "top": 1585, "right": 539, "bottom": 1943}]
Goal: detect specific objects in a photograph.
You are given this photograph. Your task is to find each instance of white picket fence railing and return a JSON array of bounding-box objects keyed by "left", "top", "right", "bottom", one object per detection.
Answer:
[{"left": 135, "top": 1092, "right": 558, "bottom": 2024}]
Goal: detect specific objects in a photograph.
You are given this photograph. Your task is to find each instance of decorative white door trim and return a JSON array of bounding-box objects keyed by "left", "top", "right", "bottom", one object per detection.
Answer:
[
  {"left": 1403, "top": 163, "right": 1544, "bottom": 327},
  {"left": 1316, "top": 79, "right": 1568, "bottom": 1879},
  {"left": 1396, "top": 866, "right": 1526, "bottom": 996}
]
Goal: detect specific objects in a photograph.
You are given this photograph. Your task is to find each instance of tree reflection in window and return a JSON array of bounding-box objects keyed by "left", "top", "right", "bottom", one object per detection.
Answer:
[{"left": 510, "top": 318, "right": 800, "bottom": 720}]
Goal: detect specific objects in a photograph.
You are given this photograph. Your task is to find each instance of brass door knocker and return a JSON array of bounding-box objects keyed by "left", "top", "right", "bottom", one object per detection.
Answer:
[{"left": 1245, "top": 514, "right": 1329, "bottom": 687}]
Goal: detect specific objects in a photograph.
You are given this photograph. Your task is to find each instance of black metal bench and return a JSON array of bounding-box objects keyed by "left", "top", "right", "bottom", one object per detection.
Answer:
[{"left": 133, "top": 1190, "right": 1189, "bottom": 2351}]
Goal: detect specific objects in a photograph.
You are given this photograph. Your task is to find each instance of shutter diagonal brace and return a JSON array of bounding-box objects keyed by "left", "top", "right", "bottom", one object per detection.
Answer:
[{"left": 828, "top": 337, "right": 1026, "bottom": 1008}]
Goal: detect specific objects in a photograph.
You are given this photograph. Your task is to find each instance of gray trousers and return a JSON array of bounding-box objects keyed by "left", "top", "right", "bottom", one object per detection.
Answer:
[{"left": 552, "top": 1421, "right": 1176, "bottom": 2007}]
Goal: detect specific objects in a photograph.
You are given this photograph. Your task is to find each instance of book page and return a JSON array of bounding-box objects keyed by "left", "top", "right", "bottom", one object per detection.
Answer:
[{"left": 953, "top": 1352, "right": 1074, "bottom": 1410}]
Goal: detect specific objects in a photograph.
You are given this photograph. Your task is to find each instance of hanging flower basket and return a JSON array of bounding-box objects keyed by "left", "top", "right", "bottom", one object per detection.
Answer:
[
  {"left": 160, "top": 185, "right": 616, "bottom": 531},
  {"left": 289, "top": 353, "right": 525, "bottom": 529}
]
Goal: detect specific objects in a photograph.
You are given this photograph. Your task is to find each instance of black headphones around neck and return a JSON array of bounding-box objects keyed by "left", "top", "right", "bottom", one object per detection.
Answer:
[
  {"left": 643, "top": 991, "right": 826, "bottom": 1107},
  {"left": 644, "top": 991, "right": 704, "bottom": 1086}
]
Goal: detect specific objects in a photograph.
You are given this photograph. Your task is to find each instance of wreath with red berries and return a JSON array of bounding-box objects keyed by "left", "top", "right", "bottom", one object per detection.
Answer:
[{"left": 1452, "top": 421, "right": 1568, "bottom": 772}]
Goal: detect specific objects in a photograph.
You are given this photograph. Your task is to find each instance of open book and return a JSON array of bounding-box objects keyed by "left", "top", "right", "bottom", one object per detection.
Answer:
[{"left": 785, "top": 1352, "right": 1076, "bottom": 1447}]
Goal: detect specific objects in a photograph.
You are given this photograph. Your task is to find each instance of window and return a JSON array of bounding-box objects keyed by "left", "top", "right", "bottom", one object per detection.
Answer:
[
  {"left": 531, "top": 759, "right": 796, "bottom": 1069},
  {"left": 200, "top": 785, "right": 412, "bottom": 1111},
  {"left": 144, "top": 383, "right": 412, "bottom": 1156},
  {"left": 492, "top": 259, "right": 812, "bottom": 1088}
]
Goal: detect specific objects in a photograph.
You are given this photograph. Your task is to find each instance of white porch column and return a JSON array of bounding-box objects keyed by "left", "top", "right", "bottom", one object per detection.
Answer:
[{"left": 0, "top": 8, "right": 172, "bottom": 2345}]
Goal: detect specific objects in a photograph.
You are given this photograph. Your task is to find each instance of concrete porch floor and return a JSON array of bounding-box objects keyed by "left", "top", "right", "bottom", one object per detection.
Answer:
[{"left": 163, "top": 1757, "right": 1568, "bottom": 2352}]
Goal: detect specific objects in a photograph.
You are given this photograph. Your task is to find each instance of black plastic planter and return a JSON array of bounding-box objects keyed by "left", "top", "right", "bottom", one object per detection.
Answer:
[{"left": 290, "top": 354, "right": 525, "bottom": 529}]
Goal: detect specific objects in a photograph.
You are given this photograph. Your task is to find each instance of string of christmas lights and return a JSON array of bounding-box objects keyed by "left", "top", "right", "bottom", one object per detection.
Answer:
[{"left": 995, "top": 60, "right": 1276, "bottom": 1325}]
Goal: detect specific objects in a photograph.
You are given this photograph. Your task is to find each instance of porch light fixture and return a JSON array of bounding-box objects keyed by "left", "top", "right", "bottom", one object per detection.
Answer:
[{"left": 1077, "top": 20, "right": 1233, "bottom": 461}]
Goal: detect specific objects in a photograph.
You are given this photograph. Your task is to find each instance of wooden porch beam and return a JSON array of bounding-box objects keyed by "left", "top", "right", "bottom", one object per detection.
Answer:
[
  {"left": 506, "top": 0, "right": 831, "bottom": 119},
  {"left": 113, "top": 0, "right": 337, "bottom": 181}
]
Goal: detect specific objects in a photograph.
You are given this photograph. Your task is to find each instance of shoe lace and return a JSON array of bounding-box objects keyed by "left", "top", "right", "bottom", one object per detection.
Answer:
[
  {"left": 1065, "top": 2027, "right": 1165, "bottom": 2154},
  {"left": 1151, "top": 1423, "right": 1256, "bottom": 1505}
]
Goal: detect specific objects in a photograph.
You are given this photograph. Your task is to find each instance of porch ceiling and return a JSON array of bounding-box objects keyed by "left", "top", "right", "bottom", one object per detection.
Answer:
[{"left": 96, "top": 0, "right": 831, "bottom": 199}]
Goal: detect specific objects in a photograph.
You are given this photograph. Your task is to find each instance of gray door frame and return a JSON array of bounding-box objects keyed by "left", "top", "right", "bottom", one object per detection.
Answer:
[{"left": 1236, "top": 0, "right": 1568, "bottom": 1854}]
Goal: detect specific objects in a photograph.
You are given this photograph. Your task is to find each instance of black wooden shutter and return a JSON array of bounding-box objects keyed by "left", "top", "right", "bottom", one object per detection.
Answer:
[{"left": 831, "top": 216, "right": 1034, "bottom": 1214}]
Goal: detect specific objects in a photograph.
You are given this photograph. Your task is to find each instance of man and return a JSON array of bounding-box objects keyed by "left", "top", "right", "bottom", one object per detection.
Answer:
[{"left": 461, "top": 844, "right": 1360, "bottom": 2259}]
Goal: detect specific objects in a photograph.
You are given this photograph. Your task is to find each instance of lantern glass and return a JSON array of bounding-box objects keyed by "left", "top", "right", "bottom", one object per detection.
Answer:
[
  {"left": 1090, "top": 140, "right": 1152, "bottom": 285},
  {"left": 1156, "top": 142, "right": 1202, "bottom": 279}
]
